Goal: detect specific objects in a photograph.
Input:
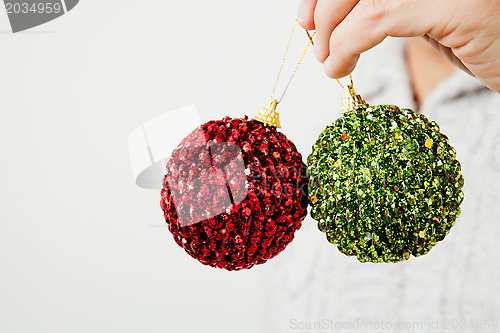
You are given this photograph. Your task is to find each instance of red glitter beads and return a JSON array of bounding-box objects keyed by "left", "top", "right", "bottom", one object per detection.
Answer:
[{"left": 160, "top": 116, "right": 308, "bottom": 270}]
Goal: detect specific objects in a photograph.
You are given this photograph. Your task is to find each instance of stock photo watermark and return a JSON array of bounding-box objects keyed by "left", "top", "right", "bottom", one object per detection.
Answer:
[
  {"left": 165, "top": 140, "right": 309, "bottom": 225},
  {"left": 289, "top": 318, "right": 499, "bottom": 331},
  {"left": 3, "top": 0, "right": 79, "bottom": 32}
]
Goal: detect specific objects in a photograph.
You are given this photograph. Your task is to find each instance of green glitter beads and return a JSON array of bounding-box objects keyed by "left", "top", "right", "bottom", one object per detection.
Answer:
[{"left": 307, "top": 104, "right": 464, "bottom": 263}]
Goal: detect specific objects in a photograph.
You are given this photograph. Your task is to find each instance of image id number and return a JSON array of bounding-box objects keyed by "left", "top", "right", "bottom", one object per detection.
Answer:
[{"left": 5, "top": 2, "right": 62, "bottom": 14}]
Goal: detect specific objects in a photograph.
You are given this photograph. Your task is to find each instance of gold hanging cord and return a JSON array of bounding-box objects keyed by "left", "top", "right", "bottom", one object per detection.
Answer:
[
  {"left": 305, "top": 30, "right": 345, "bottom": 89},
  {"left": 254, "top": 18, "right": 367, "bottom": 127},
  {"left": 271, "top": 17, "right": 316, "bottom": 103},
  {"left": 305, "top": 31, "right": 368, "bottom": 113},
  {"left": 254, "top": 17, "right": 315, "bottom": 128}
]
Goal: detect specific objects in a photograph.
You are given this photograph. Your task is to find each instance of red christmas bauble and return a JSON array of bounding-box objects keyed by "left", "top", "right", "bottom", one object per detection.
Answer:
[{"left": 161, "top": 116, "right": 308, "bottom": 270}]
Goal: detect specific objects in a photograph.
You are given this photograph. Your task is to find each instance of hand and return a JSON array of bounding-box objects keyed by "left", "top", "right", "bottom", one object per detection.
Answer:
[{"left": 297, "top": 0, "right": 500, "bottom": 93}]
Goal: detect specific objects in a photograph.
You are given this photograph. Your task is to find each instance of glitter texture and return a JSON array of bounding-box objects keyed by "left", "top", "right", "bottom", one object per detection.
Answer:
[
  {"left": 307, "top": 105, "right": 464, "bottom": 263},
  {"left": 161, "top": 116, "right": 308, "bottom": 270}
]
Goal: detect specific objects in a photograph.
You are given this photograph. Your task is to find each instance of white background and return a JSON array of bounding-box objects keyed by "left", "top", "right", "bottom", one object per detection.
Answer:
[{"left": 0, "top": 1, "right": 342, "bottom": 332}]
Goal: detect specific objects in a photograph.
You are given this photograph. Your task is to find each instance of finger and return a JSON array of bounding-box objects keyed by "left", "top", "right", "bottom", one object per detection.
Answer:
[
  {"left": 313, "top": 0, "right": 360, "bottom": 63},
  {"left": 422, "top": 35, "right": 473, "bottom": 76},
  {"left": 297, "top": 0, "right": 317, "bottom": 30},
  {"left": 323, "top": 0, "right": 445, "bottom": 78}
]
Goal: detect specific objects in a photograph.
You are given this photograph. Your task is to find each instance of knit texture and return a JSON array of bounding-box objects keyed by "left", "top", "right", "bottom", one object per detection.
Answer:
[{"left": 263, "top": 38, "right": 500, "bottom": 333}]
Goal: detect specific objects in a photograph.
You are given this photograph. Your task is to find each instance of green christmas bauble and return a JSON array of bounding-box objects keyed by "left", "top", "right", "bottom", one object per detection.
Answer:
[{"left": 307, "top": 93, "right": 464, "bottom": 263}]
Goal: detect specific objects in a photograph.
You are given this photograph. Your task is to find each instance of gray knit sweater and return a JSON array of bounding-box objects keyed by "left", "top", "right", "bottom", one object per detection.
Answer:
[{"left": 263, "top": 38, "right": 500, "bottom": 333}]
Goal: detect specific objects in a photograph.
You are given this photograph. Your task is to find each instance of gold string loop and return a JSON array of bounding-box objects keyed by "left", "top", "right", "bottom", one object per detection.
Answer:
[
  {"left": 269, "top": 17, "right": 316, "bottom": 104},
  {"left": 305, "top": 30, "right": 345, "bottom": 89},
  {"left": 255, "top": 18, "right": 363, "bottom": 127},
  {"left": 254, "top": 17, "right": 316, "bottom": 128}
]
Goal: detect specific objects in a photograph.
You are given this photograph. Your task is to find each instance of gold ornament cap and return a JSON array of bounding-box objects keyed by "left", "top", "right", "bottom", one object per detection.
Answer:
[
  {"left": 341, "top": 84, "right": 368, "bottom": 114},
  {"left": 253, "top": 99, "right": 281, "bottom": 128}
]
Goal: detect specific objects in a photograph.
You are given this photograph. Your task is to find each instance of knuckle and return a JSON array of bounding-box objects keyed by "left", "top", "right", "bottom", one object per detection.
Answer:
[{"left": 359, "top": 0, "right": 388, "bottom": 23}]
